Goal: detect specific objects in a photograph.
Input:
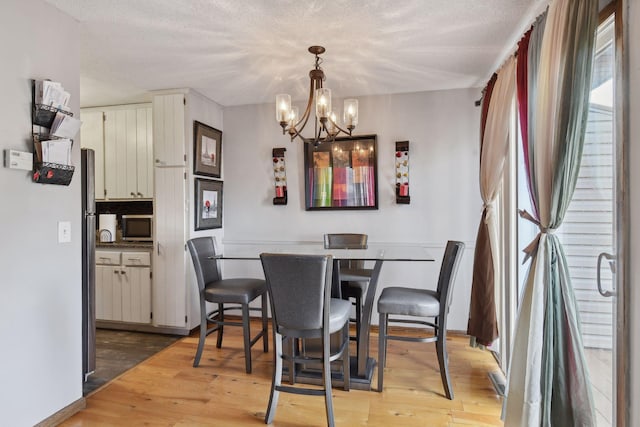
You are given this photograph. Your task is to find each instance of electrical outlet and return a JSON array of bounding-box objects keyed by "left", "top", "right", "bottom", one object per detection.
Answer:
[{"left": 58, "top": 221, "right": 71, "bottom": 243}]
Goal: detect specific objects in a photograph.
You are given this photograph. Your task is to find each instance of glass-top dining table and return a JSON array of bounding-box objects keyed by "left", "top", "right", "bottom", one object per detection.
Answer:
[{"left": 218, "top": 242, "right": 436, "bottom": 390}]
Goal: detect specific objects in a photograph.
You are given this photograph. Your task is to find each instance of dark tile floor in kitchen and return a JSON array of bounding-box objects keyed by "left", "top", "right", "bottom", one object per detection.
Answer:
[{"left": 84, "top": 329, "right": 181, "bottom": 396}]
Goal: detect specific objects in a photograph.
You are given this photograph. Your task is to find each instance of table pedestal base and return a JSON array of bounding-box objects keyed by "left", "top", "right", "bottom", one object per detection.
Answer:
[{"left": 282, "top": 356, "right": 377, "bottom": 391}]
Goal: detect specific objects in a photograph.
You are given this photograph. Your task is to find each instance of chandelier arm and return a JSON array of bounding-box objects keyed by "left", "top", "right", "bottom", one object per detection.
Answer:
[
  {"left": 288, "top": 124, "right": 306, "bottom": 142},
  {"left": 327, "top": 117, "right": 353, "bottom": 137},
  {"left": 289, "top": 73, "right": 318, "bottom": 139}
]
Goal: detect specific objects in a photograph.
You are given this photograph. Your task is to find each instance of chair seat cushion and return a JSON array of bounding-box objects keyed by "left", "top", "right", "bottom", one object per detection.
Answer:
[
  {"left": 279, "top": 298, "right": 351, "bottom": 337},
  {"left": 378, "top": 287, "right": 440, "bottom": 317},
  {"left": 339, "top": 268, "right": 372, "bottom": 282},
  {"left": 204, "top": 278, "right": 266, "bottom": 304}
]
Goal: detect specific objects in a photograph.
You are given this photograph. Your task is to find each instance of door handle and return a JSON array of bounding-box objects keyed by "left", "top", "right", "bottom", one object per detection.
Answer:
[{"left": 597, "top": 252, "right": 616, "bottom": 297}]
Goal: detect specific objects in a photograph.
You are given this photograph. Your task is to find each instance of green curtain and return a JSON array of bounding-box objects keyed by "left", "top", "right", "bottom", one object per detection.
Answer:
[{"left": 504, "top": 0, "right": 599, "bottom": 425}]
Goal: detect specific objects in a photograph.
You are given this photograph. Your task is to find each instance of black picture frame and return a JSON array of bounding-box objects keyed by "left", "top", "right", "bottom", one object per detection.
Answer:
[
  {"left": 193, "top": 120, "right": 222, "bottom": 178},
  {"left": 303, "top": 134, "right": 378, "bottom": 210},
  {"left": 195, "top": 178, "right": 223, "bottom": 230}
]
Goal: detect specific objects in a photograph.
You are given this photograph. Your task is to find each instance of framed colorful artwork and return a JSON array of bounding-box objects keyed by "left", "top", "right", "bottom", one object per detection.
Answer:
[{"left": 303, "top": 134, "right": 378, "bottom": 210}]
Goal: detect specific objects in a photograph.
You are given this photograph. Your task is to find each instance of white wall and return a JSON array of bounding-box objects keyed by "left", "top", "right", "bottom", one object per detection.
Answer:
[
  {"left": 627, "top": 0, "right": 639, "bottom": 424},
  {"left": 222, "top": 89, "right": 481, "bottom": 330},
  {"left": 0, "top": 1, "right": 81, "bottom": 425}
]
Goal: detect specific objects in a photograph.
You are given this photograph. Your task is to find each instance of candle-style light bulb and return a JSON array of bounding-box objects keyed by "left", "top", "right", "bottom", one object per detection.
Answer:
[
  {"left": 288, "top": 106, "right": 299, "bottom": 127},
  {"left": 343, "top": 99, "right": 358, "bottom": 130},
  {"left": 328, "top": 111, "right": 338, "bottom": 135},
  {"left": 275, "top": 94, "right": 291, "bottom": 124},
  {"left": 315, "top": 88, "right": 331, "bottom": 119}
]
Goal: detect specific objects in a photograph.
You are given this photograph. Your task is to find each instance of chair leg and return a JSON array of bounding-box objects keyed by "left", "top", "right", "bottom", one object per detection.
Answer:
[
  {"left": 288, "top": 338, "right": 296, "bottom": 385},
  {"left": 342, "top": 321, "right": 350, "bottom": 391},
  {"left": 354, "top": 294, "right": 361, "bottom": 356},
  {"left": 242, "top": 304, "right": 252, "bottom": 374},
  {"left": 322, "top": 332, "right": 335, "bottom": 427},
  {"left": 261, "top": 293, "right": 269, "bottom": 353},
  {"left": 265, "top": 332, "right": 283, "bottom": 424},
  {"left": 193, "top": 299, "right": 208, "bottom": 367},
  {"left": 216, "top": 303, "right": 224, "bottom": 349},
  {"left": 436, "top": 325, "right": 453, "bottom": 400},
  {"left": 377, "top": 312, "right": 387, "bottom": 392}
]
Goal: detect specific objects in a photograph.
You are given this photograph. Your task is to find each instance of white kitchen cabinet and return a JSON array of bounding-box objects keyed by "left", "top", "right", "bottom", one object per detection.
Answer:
[
  {"left": 153, "top": 166, "right": 188, "bottom": 328},
  {"left": 153, "top": 94, "right": 185, "bottom": 167},
  {"left": 96, "top": 264, "right": 122, "bottom": 321},
  {"left": 152, "top": 93, "right": 190, "bottom": 328},
  {"left": 104, "top": 105, "right": 153, "bottom": 199},
  {"left": 96, "top": 249, "right": 152, "bottom": 324},
  {"left": 79, "top": 111, "right": 105, "bottom": 199},
  {"left": 152, "top": 91, "right": 221, "bottom": 332}
]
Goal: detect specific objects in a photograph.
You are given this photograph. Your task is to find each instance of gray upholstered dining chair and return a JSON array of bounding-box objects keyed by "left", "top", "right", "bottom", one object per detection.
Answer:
[
  {"left": 323, "top": 233, "right": 371, "bottom": 351},
  {"left": 377, "top": 240, "right": 464, "bottom": 399},
  {"left": 260, "top": 253, "right": 350, "bottom": 427},
  {"left": 187, "top": 237, "right": 268, "bottom": 374}
]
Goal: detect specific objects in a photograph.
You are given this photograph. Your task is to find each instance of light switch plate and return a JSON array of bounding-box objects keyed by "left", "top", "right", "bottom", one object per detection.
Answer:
[
  {"left": 4, "top": 149, "right": 33, "bottom": 170},
  {"left": 58, "top": 221, "right": 71, "bottom": 243}
]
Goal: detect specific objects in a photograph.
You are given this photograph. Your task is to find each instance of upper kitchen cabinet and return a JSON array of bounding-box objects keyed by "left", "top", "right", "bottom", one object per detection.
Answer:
[
  {"left": 104, "top": 105, "right": 153, "bottom": 199},
  {"left": 80, "top": 111, "right": 105, "bottom": 199},
  {"left": 81, "top": 104, "right": 153, "bottom": 199},
  {"left": 153, "top": 94, "right": 186, "bottom": 167}
]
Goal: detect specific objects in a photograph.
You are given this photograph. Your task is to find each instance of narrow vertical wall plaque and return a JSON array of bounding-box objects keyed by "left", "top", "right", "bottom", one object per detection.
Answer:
[
  {"left": 395, "top": 141, "right": 410, "bottom": 204},
  {"left": 272, "top": 148, "right": 287, "bottom": 205}
]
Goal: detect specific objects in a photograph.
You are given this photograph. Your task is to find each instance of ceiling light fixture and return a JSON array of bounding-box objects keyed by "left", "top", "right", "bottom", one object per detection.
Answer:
[{"left": 276, "top": 46, "right": 359, "bottom": 146}]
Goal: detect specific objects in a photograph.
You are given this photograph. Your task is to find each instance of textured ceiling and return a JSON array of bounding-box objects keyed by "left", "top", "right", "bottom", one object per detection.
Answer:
[{"left": 44, "top": 0, "right": 547, "bottom": 108}]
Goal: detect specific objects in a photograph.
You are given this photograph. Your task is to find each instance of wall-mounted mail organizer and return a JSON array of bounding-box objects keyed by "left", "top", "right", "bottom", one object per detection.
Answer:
[
  {"left": 395, "top": 140, "right": 410, "bottom": 204},
  {"left": 30, "top": 80, "right": 76, "bottom": 186},
  {"left": 272, "top": 147, "right": 287, "bottom": 205}
]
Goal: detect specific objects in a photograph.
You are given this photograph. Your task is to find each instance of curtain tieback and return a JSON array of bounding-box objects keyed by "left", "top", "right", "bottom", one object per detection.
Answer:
[
  {"left": 482, "top": 201, "right": 494, "bottom": 224},
  {"left": 518, "top": 209, "right": 557, "bottom": 263}
]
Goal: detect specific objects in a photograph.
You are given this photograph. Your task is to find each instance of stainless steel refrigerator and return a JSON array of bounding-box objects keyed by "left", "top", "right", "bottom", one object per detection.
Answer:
[{"left": 81, "top": 148, "right": 96, "bottom": 383}]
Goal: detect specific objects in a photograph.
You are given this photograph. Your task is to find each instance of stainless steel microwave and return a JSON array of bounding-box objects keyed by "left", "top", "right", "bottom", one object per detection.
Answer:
[{"left": 121, "top": 215, "right": 153, "bottom": 241}]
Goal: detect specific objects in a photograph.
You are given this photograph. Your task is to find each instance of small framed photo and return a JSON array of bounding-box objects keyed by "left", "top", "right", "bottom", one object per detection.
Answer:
[
  {"left": 195, "top": 178, "right": 223, "bottom": 230},
  {"left": 194, "top": 120, "right": 222, "bottom": 178}
]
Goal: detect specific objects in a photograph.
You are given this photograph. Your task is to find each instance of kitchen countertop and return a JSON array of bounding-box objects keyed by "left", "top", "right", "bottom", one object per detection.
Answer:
[{"left": 97, "top": 241, "right": 154, "bottom": 249}]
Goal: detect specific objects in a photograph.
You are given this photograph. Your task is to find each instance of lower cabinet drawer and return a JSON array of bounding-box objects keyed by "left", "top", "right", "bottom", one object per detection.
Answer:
[
  {"left": 122, "top": 251, "right": 151, "bottom": 266},
  {"left": 96, "top": 250, "right": 121, "bottom": 265}
]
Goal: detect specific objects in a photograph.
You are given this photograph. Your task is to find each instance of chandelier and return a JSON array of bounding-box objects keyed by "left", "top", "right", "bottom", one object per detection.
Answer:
[{"left": 276, "top": 46, "right": 359, "bottom": 146}]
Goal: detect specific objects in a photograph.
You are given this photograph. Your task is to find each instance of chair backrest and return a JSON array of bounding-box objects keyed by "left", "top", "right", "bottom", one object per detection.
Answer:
[
  {"left": 437, "top": 241, "right": 465, "bottom": 312},
  {"left": 187, "top": 237, "right": 221, "bottom": 291},
  {"left": 323, "top": 233, "right": 368, "bottom": 249},
  {"left": 324, "top": 233, "right": 368, "bottom": 270},
  {"left": 260, "top": 253, "right": 332, "bottom": 332}
]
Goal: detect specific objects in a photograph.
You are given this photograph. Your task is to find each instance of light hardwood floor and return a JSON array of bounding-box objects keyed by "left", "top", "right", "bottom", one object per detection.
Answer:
[{"left": 61, "top": 323, "right": 503, "bottom": 426}]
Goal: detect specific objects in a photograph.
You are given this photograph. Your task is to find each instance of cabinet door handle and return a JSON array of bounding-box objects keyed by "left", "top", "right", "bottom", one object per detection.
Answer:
[
  {"left": 113, "top": 270, "right": 119, "bottom": 274},
  {"left": 137, "top": 192, "right": 143, "bottom": 197},
  {"left": 130, "top": 192, "right": 136, "bottom": 197}
]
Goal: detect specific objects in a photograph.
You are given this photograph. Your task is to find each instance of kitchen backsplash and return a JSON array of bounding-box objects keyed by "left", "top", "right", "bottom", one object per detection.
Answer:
[{"left": 96, "top": 200, "right": 153, "bottom": 222}]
